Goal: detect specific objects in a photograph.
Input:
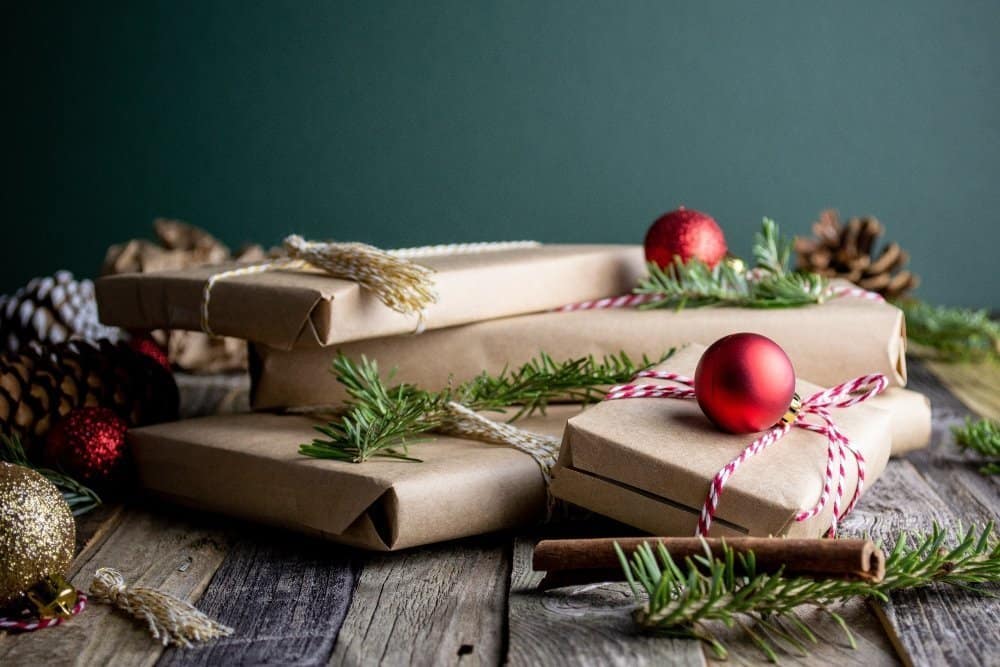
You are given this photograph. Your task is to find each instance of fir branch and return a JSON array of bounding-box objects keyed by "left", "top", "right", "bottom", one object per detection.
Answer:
[
  {"left": 898, "top": 300, "right": 1000, "bottom": 362},
  {"left": 953, "top": 417, "right": 1000, "bottom": 474},
  {"left": 0, "top": 434, "right": 101, "bottom": 516},
  {"left": 634, "top": 218, "right": 829, "bottom": 311},
  {"left": 616, "top": 523, "right": 1000, "bottom": 661},
  {"left": 300, "top": 350, "right": 670, "bottom": 463}
]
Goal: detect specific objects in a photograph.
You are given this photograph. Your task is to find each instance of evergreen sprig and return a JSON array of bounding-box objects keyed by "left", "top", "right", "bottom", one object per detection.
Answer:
[
  {"left": 300, "top": 350, "right": 671, "bottom": 463},
  {"left": 616, "top": 523, "right": 1000, "bottom": 662},
  {"left": 897, "top": 300, "right": 1000, "bottom": 362},
  {"left": 1, "top": 434, "right": 101, "bottom": 516},
  {"left": 634, "top": 218, "right": 829, "bottom": 310},
  {"left": 953, "top": 417, "right": 1000, "bottom": 474}
]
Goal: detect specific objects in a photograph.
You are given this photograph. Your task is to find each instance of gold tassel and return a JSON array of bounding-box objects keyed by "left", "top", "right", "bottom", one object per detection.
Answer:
[{"left": 89, "top": 568, "right": 233, "bottom": 648}]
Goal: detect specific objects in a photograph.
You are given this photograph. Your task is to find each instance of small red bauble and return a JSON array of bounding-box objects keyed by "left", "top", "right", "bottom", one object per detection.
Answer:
[
  {"left": 128, "top": 334, "right": 171, "bottom": 372},
  {"left": 644, "top": 207, "right": 728, "bottom": 269},
  {"left": 694, "top": 333, "right": 796, "bottom": 434},
  {"left": 44, "top": 407, "right": 129, "bottom": 483}
]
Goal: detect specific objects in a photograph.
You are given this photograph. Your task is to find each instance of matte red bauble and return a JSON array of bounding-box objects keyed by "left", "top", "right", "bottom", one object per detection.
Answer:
[
  {"left": 44, "top": 407, "right": 129, "bottom": 483},
  {"left": 644, "top": 207, "right": 728, "bottom": 269},
  {"left": 694, "top": 333, "right": 796, "bottom": 434}
]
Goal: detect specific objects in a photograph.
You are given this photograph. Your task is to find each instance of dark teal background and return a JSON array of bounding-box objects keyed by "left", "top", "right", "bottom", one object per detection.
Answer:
[{"left": 6, "top": 2, "right": 999, "bottom": 306}]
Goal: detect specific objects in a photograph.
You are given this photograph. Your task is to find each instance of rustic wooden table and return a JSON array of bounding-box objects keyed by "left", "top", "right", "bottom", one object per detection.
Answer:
[{"left": 0, "top": 358, "right": 997, "bottom": 666}]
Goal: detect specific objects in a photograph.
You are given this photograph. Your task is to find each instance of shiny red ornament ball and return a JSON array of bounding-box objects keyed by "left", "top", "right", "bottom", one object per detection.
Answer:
[
  {"left": 44, "top": 407, "right": 129, "bottom": 483},
  {"left": 128, "top": 334, "right": 171, "bottom": 372},
  {"left": 694, "top": 333, "right": 796, "bottom": 434},
  {"left": 644, "top": 207, "right": 728, "bottom": 269}
]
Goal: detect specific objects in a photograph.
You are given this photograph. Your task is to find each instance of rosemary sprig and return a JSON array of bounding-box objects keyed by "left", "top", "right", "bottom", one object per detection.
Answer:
[
  {"left": 953, "top": 417, "right": 1000, "bottom": 474},
  {"left": 1, "top": 434, "right": 102, "bottom": 516},
  {"left": 616, "top": 523, "right": 1000, "bottom": 661},
  {"left": 897, "top": 300, "right": 1000, "bottom": 362},
  {"left": 300, "top": 350, "right": 670, "bottom": 463},
  {"left": 634, "top": 218, "right": 829, "bottom": 310}
]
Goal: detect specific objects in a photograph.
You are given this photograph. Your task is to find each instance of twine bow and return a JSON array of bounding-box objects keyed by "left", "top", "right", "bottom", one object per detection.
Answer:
[
  {"left": 606, "top": 371, "right": 888, "bottom": 537},
  {"left": 89, "top": 568, "right": 233, "bottom": 647},
  {"left": 201, "top": 237, "right": 540, "bottom": 337}
]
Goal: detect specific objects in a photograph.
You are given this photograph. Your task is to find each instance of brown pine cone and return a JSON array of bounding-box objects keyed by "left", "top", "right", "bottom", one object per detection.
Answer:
[
  {"left": 795, "top": 210, "right": 919, "bottom": 299},
  {"left": 0, "top": 339, "right": 178, "bottom": 452},
  {"left": 0, "top": 271, "right": 121, "bottom": 354}
]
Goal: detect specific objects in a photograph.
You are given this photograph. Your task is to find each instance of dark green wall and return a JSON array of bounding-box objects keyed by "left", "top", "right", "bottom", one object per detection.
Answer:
[{"left": 6, "top": 1, "right": 999, "bottom": 306}]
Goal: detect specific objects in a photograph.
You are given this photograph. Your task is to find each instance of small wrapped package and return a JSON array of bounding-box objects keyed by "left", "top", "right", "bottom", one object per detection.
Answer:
[
  {"left": 873, "top": 387, "right": 932, "bottom": 456},
  {"left": 249, "top": 292, "right": 907, "bottom": 409},
  {"left": 550, "top": 345, "right": 893, "bottom": 538},
  {"left": 128, "top": 407, "right": 578, "bottom": 550},
  {"left": 96, "top": 244, "right": 644, "bottom": 349}
]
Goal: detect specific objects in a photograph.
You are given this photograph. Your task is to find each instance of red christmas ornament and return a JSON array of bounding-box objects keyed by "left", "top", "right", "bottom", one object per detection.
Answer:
[
  {"left": 44, "top": 407, "right": 129, "bottom": 484},
  {"left": 694, "top": 333, "right": 796, "bottom": 434},
  {"left": 128, "top": 334, "right": 171, "bottom": 372},
  {"left": 644, "top": 207, "right": 728, "bottom": 269}
]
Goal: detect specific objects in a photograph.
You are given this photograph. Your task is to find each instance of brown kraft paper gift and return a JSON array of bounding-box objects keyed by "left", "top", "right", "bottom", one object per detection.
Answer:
[
  {"left": 96, "top": 244, "right": 645, "bottom": 350},
  {"left": 129, "top": 406, "right": 581, "bottom": 551},
  {"left": 250, "top": 290, "right": 907, "bottom": 404},
  {"left": 549, "top": 345, "right": 893, "bottom": 538}
]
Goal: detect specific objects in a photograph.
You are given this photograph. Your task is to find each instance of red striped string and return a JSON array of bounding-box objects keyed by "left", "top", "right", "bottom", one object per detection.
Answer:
[
  {"left": 0, "top": 593, "right": 87, "bottom": 632},
  {"left": 552, "top": 283, "right": 884, "bottom": 312},
  {"left": 604, "top": 371, "right": 887, "bottom": 537}
]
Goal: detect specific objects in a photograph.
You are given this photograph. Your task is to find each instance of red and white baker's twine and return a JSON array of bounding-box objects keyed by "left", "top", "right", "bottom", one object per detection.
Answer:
[
  {"left": 553, "top": 284, "right": 884, "bottom": 312},
  {"left": 605, "top": 370, "right": 887, "bottom": 537},
  {"left": 0, "top": 593, "right": 87, "bottom": 632}
]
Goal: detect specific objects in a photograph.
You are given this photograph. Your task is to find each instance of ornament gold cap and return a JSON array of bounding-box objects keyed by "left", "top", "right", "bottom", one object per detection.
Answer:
[
  {"left": 781, "top": 393, "right": 802, "bottom": 425},
  {"left": 27, "top": 573, "right": 78, "bottom": 619}
]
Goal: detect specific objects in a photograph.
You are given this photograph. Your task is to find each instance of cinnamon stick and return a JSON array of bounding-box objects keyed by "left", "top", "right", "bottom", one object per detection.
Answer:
[{"left": 533, "top": 537, "right": 884, "bottom": 590}]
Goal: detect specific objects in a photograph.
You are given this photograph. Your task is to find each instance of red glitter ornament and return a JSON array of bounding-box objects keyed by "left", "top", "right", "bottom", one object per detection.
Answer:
[
  {"left": 128, "top": 334, "right": 171, "bottom": 372},
  {"left": 43, "top": 407, "right": 129, "bottom": 484},
  {"left": 694, "top": 333, "right": 796, "bottom": 434},
  {"left": 644, "top": 207, "right": 728, "bottom": 268}
]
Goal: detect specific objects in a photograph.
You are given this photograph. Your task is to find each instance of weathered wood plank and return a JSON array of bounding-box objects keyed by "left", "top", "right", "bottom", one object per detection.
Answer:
[
  {"left": 507, "top": 537, "right": 705, "bottom": 667},
  {"left": 924, "top": 359, "right": 1000, "bottom": 420},
  {"left": 157, "top": 529, "right": 357, "bottom": 667},
  {"left": 329, "top": 536, "right": 509, "bottom": 667},
  {"left": 841, "top": 460, "right": 1000, "bottom": 666},
  {"left": 0, "top": 505, "right": 232, "bottom": 667}
]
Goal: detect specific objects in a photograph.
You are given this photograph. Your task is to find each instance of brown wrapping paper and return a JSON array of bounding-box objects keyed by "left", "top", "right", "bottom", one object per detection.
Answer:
[
  {"left": 550, "top": 345, "right": 892, "bottom": 538},
  {"left": 250, "top": 291, "right": 907, "bottom": 407},
  {"left": 129, "top": 406, "right": 580, "bottom": 551},
  {"left": 871, "top": 387, "right": 932, "bottom": 456},
  {"left": 96, "top": 244, "right": 645, "bottom": 350}
]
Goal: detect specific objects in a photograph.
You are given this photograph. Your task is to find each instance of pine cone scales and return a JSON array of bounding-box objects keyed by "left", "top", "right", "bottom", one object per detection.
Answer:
[
  {"left": 0, "top": 339, "right": 178, "bottom": 450},
  {"left": 0, "top": 271, "right": 120, "bottom": 354},
  {"left": 795, "top": 210, "right": 919, "bottom": 299}
]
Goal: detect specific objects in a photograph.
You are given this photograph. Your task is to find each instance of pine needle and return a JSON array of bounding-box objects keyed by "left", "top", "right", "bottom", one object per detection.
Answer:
[
  {"left": 0, "top": 434, "right": 102, "bottom": 515},
  {"left": 898, "top": 300, "right": 1000, "bottom": 362},
  {"left": 634, "top": 218, "right": 829, "bottom": 310},
  {"left": 953, "top": 417, "right": 1000, "bottom": 474},
  {"left": 300, "top": 350, "right": 671, "bottom": 463},
  {"left": 616, "top": 523, "right": 1000, "bottom": 662}
]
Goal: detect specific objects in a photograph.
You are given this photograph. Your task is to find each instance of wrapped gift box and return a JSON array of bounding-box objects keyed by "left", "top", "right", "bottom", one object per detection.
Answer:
[
  {"left": 129, "top": 406, "right": 579, "bottom": 550},
  {"left": 550, "top": 345, "right": 893, "bottom": 538},
  {"left": 96, "top": 244, "right": 644, "bottom": 349}
]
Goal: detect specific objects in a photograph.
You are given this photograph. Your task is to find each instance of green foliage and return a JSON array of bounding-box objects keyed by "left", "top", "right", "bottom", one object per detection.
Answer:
[
  {"left": 953, "top": 417, "right": 1000, "bottom": 474},
  {"left": 898, "top": 300, "right": 1000, "bottom": 362},
  {"left": 300, "top": 350, "right": 671, "bottom": 463},
  {"left": 634, "top": 218, "right": 829, "bottom": 310},
  {"left": 0, "top": 434, "right": 101, "bottom": 516},
  {"left": 617, "top": 523, "right": 1000, "bottom": 662}
]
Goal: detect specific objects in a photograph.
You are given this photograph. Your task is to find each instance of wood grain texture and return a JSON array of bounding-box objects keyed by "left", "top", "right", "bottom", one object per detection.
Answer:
[
  {"left": 329, "top": 536, "right": 509, "bottom": 667},
  {"left": 157, "top": 529, "right": 357, "bottom": 667},
  {"left": 175, "top": 372, "right": 250, "bottom": 419},
  {"left": 0, "top": 505, "right": 232, "bottom": 667},
  {"left": 925, "top": 359, "right": 1000, "bottom": 420},
  {"left": 507, "top": 537, "right": 704, "bottom": 667}
]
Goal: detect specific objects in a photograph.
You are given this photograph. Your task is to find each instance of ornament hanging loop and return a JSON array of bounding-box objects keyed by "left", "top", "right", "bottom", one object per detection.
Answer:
[{"left": 780, "top": 393, "right": 802, "bottom": 426}]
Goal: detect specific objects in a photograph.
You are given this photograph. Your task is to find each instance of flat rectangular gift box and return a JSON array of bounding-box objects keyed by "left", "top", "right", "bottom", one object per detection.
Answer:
[
  {"left": 128, "top": 407, "right": 578, "bottom": 551},
  {"left": 249, "top": 290, "right": 908, "bottom": 405},
  {"left": 96, "top": 244, "right": 645, "bottom": 349},
  {"left": 550, "top": 345, "right": 893, "bottom": 538}
]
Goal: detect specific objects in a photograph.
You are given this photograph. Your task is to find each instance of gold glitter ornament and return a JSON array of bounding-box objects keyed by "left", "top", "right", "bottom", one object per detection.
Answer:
[{"left": 0, "top": 462, "right": 75, "bottom": 608}]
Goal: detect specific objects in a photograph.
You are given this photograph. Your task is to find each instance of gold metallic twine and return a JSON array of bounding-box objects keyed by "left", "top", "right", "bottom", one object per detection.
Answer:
[{"left": 0, "top": 463, "right": 75, "bottom": 608}]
